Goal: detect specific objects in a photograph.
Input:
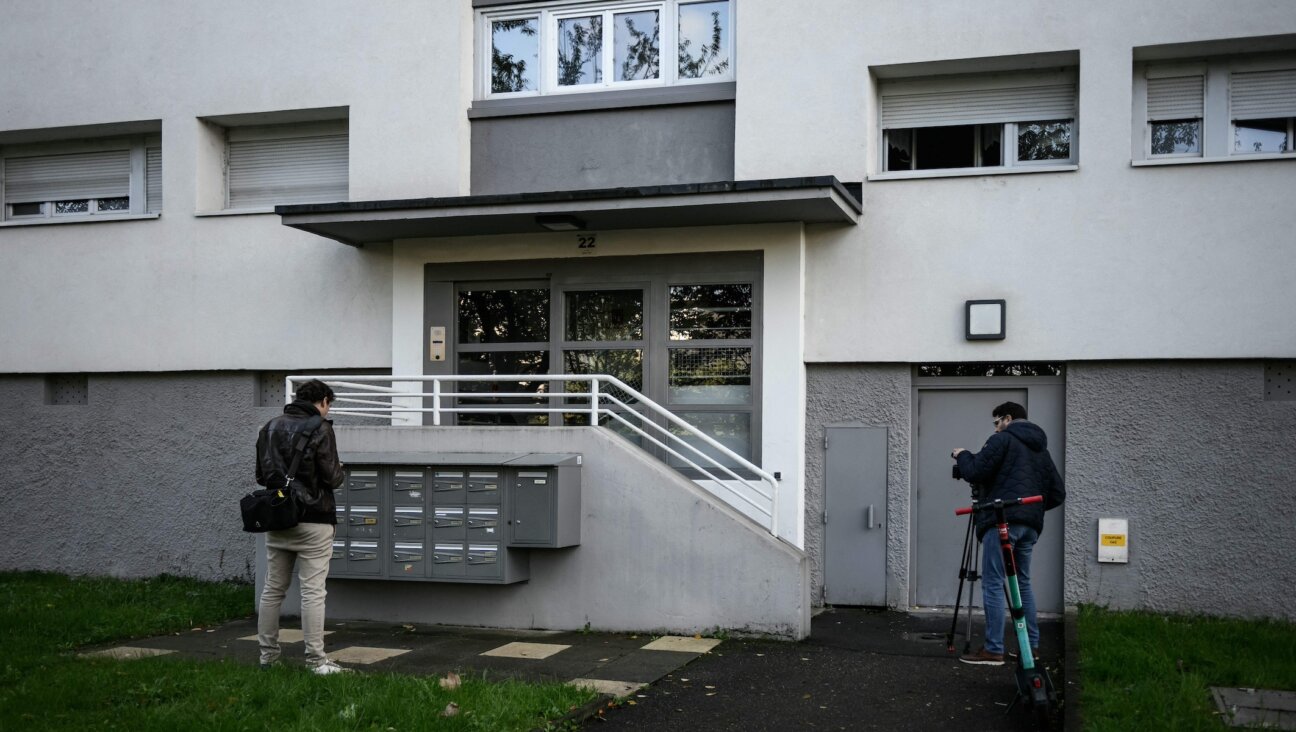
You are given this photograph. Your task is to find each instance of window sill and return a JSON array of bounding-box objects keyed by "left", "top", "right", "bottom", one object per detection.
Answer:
[
  {"left": 0, "top": 213, "right": 160, "bottom": 228},
  {"left": 867, "top": 164, "right": 1077, "bottom": 182},
  {"left": 469, "top": 81, "right": 736, "bottom": 119},
  {"left": 1131, "top": 153, "right": 1296, "bottom": 167},
  {"left": 195, "top": 208, "right": 277, "bottom": 217}
]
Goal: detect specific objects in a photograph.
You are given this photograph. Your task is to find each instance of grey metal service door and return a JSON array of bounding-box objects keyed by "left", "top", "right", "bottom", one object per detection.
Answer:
[
  {"left": 912, "top": 385, "right": 1065, "bottom": 612},
  {"left": 824, "top": 426, "right": 888, "bottom": 606}
]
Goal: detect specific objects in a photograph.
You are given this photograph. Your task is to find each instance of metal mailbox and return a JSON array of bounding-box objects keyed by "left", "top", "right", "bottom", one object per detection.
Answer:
[
  {"left": 392, "top": 506, "right": 424, "bottom": 540},
  {"left": 347, "top": 540, "right": 381, "bottom": 575},
  {"left": 392, "top": 470, "right": 426, "bottom": 505},
  {"left": 327, "top": 454, "right": 580, "bottom": 585},
  {"left": 466, "top": 470, "right": 501, "bottom": 504},
  {"left": 347, "top": 505, "right": 381, "bottom": 539},
  {"left": 432, "top": 542, "right": 466, "bottom": 579},
  {"left": 433, "top": 470, "right": 465, "bottom": 504},
  {"left": 390, "top": 541, "right": 425, "bottom": 578}
]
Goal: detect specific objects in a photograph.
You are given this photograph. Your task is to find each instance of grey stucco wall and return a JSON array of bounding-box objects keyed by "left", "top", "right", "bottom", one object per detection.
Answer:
[
  {"left": 805, "top": 364, "right": 913, "bottom": 608},
  {"left": 0, "top": 373, "right": 274, "bottom": 581},
  {"left": 470, "top": 102, "right": 735, "bottom": 195},
  {"left": 268, "top": 425, "right": 810, "bottom": 638},
  {"left": 1065, "top": 361, "right": 1296, "bottom": 619}
]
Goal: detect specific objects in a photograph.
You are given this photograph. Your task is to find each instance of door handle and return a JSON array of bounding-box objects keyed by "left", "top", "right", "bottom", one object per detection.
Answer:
[{"left": 866, "top": 504, "right": 875, "bottom": 530}]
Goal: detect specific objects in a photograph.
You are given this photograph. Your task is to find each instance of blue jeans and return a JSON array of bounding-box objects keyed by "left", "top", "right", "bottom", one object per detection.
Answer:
[{"left": 980, "top": 523, "right": 1040, "bottom": 655}]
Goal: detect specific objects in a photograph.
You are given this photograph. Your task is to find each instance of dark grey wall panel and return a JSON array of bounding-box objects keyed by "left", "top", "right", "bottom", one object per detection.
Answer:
[
  {"left": 0, "top": 371, "right": 385, "bottom": 582},
  {"left": 470, "top": 102, "right": 735, "bottom": 195},
  {"left": 1064, "top": 360, "right": 1296, "bottom": 620},
  {"left": 805, "top": 364, "right": 913, "bottom": 608},
  {"left": 0, "top": 373, "right": 270, "bottom": 581}
]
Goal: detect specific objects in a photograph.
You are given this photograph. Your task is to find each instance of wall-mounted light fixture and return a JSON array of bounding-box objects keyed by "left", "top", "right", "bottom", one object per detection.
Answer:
[
  {"left": 535, "top": 214, "right": 585, "bottom": 232},
  {"left": 965, "top": 299, "right": 1006, "bottom": 340}
]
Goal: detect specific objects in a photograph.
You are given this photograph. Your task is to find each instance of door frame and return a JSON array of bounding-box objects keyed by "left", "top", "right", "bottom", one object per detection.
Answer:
[{"left": 909, "top": 372, "right": 1066, "bottom": 609}]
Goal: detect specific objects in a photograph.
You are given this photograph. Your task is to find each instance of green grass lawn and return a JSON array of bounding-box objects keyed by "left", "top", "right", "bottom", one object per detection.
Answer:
[
  {"left": 0, "top": 571, "right": 596, "bottom": 731},
  {"left": 1078, "top": 604, "right": 1296, "bottom": 731}
]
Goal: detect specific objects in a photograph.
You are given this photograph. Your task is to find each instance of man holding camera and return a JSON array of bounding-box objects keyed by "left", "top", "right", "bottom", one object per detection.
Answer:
[{"left": 951, "top": 401, "right": 1064, "bottom": 666}]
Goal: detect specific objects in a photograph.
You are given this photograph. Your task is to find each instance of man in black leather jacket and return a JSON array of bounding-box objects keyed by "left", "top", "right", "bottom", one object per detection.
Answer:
[
  {"left": 254, "top": 379, "right": 348, "bottom": 674},
  {"left": 951, "top": 401, "right": 1064, "bottom": 666}
]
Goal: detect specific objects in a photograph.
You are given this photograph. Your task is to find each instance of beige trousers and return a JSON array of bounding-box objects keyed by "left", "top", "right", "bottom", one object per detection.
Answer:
[{"left": 257, "top": 522, "right": 334, "bottom": 666}]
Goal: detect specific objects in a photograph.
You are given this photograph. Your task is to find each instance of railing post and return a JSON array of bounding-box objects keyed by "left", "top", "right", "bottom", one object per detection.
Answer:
[
  {"left": 433, "top": 379, "right": 441, "bottom": 426},
  {"left": 589, "top": 378, "right": 599, "bottom": 426}
]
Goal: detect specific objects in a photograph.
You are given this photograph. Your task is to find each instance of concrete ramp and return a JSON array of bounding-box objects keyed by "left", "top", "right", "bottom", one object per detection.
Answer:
[{"left": 266, "top": 426, "right": 809, "bottom": 639}]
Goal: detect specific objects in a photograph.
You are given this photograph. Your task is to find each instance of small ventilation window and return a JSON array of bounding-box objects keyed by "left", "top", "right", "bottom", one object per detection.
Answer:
[
  {"left": 1265, "top": 361, "right": 1296, "bottom": 401},
  {"left": 916, "top": 363, "right": 1065, "bottom": 377},
  {"left": 45, "top": 374, "right": 88, "bottom": 405},
  {"left": 257, "top": 372, "right": 288, "bottom": 407}
]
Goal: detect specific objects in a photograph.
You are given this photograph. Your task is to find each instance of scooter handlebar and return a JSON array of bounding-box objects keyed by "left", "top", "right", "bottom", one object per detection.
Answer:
[{"left": 954, "top": 494, "right": 1044, "bottom": 516}]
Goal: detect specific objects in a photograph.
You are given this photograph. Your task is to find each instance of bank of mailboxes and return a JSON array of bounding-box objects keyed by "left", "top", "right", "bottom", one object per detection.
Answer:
[{"left": 329, "top": 454, "right": 581, "bottom": 584}]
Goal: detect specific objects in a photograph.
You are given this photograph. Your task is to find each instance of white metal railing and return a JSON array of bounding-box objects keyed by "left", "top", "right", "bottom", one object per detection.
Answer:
[{"left": 286, "top": 374, "right": 778, "bottom": 535}]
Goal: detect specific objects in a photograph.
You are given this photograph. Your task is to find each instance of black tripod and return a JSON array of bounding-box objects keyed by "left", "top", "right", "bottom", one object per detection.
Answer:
[{"left": 946, "top": 483, "right": 982, "bottom": 654}]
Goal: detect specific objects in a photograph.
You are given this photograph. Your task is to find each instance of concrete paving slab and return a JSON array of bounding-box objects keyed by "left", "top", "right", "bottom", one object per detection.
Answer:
[
  {"left": 79, "top": 646, "right": 175, "bottom": 660},
  {"left": 1212, "top": 687, "right": 1296, "bottom": 730},
  {"left": 481, "top": 641, "right": 571, "bottom": 659},
  {"left": 570, "top": 679, "right": 647, "bottom": 697},
  {"left": 329, "top": 646, "right": 411, "bottom": 665},
  {"left": 640, "top": 636, "right": 722, "bottom": 654},
  {"left": 589, "top": 650, "right": 700, "bottom": 683},
  {"left": 237, "top": 629, "right": 334, "bottom": 644}
]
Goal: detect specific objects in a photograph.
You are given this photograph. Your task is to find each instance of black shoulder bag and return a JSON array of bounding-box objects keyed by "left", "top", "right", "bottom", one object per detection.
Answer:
[{"left": 241, "top": 416, "right": 323, "bottom": 533}]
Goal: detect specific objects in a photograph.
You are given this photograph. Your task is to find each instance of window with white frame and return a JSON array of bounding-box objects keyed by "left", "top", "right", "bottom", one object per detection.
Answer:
[
  {"left": 879, "top": 70, "right": 1078, "bottom": 173},
  {"left": 481, "top": 0, "right": 733, "bottom": 99},
  {"left": 224, "top": 120, "right": 348, "bottom": 210},
  {"left": 1, "top": 136, "right": 160, "bottom": 221},
  {"left": 1137, "top": 57, "right": 1296, "bottom": 161}
]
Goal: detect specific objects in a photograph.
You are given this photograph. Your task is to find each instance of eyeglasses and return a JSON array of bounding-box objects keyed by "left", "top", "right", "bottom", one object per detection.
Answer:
[{"left": 993, "top": 416, "right": 1006, "bottom": 426}]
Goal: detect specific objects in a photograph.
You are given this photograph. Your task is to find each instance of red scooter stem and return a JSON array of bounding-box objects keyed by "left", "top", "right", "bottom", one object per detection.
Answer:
[{"left": 954, "top": 494, "right": 1043, "bottom": 515}]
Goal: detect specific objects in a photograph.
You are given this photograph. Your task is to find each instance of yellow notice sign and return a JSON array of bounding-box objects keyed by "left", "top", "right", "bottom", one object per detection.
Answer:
[{"left": 1100, "top": 534, "right": 1126, "bottom": 547}]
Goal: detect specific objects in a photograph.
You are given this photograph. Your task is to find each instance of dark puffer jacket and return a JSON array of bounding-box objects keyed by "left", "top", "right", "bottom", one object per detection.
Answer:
[
  {"left": 955, "top": 420, "right": 1064, "bottom": 539},
  {"left": 255, "top": 400, "right": 345, "bottom": 524}
]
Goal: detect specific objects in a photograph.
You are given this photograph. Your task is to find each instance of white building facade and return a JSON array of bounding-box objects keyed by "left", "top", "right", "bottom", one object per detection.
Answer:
[{"left": 1, "top": 0, "right": 1293, "bottom": 637}]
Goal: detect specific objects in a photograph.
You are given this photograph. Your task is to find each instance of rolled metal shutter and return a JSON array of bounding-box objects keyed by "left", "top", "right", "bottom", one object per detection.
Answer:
[
  {"left": 146, "top": 147, "right": 162, "bottom": 213},
  {"left": 227, "top": 133, "right": 348, "bottom": 209},
  {"left": 4, "top": 150, "right": 131, "bottom": 203},
  {"left": 881, "top": 83, "right": 1076, "bottom": 129},
  {"left": 1147, "top": 75, "right": 1204, "bottom": 120},
  {"left": 1230, "top": 68, "right": 1296, "bottom": 120}
]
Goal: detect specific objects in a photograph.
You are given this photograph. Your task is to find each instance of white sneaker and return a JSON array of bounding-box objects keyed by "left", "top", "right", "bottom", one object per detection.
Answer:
[{"left": 311, "top": 660, "right": 353, "bottom": 675}]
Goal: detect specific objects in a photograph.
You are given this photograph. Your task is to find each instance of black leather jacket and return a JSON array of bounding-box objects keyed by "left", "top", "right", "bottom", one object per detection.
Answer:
[{"left": 255, "top": 401, "right": 344, "bottom": 524}]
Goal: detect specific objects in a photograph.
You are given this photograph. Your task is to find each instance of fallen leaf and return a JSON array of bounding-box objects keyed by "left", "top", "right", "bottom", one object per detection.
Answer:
[
  {"left": 803, "top": 693, "right": 812, "bottom": 699},
  {"left": 707, "top": 692, "right": 716, "bottom": 697},
  {"left": 705, "top": 685, "right": 715, "bottom": 689},
  {"left": 694, "top": 634, "right": 702, "bottom": 639},
  {"left": 627, "top": 700, "right": 637, "bottom": 706},
  {"left": 440, "top": 702, "right": 459, "bottom": 718},
  {"left": 439, "top": 672, "right": 461, "bottom": 690}
]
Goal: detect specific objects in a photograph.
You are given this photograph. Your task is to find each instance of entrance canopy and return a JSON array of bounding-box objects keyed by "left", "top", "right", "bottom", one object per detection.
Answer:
[{"left": 277, "top": 177, "right": 862, "bottom": 246}]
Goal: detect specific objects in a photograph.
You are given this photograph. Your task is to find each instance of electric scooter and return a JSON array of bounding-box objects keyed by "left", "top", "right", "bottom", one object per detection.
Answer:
[{"left": 954, "top": 494, "right": 1058, "bottom": 728}]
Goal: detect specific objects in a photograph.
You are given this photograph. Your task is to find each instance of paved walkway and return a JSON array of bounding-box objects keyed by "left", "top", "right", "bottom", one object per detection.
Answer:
[
  {"left": 83, "top": 608, "right": 1069, "bottom": 730},
  {"left": 80, "top": 616, "right": 720, "bottom": 698}
]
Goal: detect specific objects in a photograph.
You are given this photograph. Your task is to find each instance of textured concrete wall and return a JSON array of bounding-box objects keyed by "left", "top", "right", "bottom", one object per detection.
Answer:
[
  {"left": 470, "top": 102, "right": 735, "bottom": 195},
  {"left": 805, "top": 364, "right": 912, "bottom": 608},
  {"left": 1064, "top": 361, "right": 1296, "bottom": 619},
  {"left": 267, "top": 425, "right": 811, "bottom": 638},
  {"left": 0, "top": 373, "right": 276, "bottom": 581}
]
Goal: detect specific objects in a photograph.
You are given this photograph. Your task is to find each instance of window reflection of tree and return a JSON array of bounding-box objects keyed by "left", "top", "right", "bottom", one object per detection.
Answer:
[
  {"left": 670, "top": 284, "right": 752, "bottom": 340},
  {"left": 491, "top": 19, "right": 536, "bottom": 93},
  {"left": 1017, "top": 121, "right": 1071, "bottom": 161},
  {"left": 618, "top": 13, "right": 660, "bottom": 81},
  {"left": 558, "top": 16, "right": 603, "bottom": 86},
  {"left": 458, "top": 289, "right": 549, "bottom": 344},
  {"left": 458, "top": 351, "right": 550, "bottom": 426},
  {"left": 678, "top": 7, "right": 729, "bottom": 79},
  {"left": 1151, "top": 121, "right": 1200, "bottom": 155},
  {"left": 565, "top": 290, "right": 643, "bottom": 341}
]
